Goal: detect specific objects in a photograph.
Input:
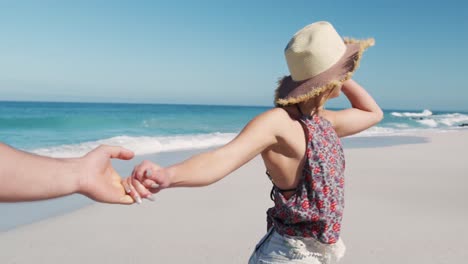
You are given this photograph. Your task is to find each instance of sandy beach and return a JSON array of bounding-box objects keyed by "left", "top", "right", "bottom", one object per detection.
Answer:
[{"left": 1, "top": 131, "right": 467, "bottom": 263}]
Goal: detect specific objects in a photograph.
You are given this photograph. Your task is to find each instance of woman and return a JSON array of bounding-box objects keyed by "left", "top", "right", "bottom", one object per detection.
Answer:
[{"left": 123, "top": 21, "right": 382, "bottom": 263}]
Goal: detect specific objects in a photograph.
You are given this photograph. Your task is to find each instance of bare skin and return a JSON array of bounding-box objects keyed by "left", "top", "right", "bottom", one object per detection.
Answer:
[
  {"left": 123, "top": 79, "right": 383, "bottom": 202},
  {"left": 0, "top": 144, "right": 135, "bottom": 204}
]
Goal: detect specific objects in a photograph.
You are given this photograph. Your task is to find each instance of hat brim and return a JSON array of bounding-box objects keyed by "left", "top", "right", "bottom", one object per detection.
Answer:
[{"left": 274, "top": 38, "right": 375, "bottom": 106}]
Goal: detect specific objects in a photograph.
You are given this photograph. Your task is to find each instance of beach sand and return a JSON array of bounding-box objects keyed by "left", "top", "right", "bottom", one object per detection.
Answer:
[{"left": 0, "top": 131, "right": 467, "bottom": 263}]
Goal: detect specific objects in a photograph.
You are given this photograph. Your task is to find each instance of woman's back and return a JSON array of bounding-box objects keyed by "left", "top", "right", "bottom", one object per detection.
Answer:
[
  {"left": 260, "top": 105, "right": 346, "bottom": 244},
  {"left": 261, "top": 106, "right": 338, "bottom": 200},
  {"left": 261, "top": 106, "right": 307, "bottom": 198}
]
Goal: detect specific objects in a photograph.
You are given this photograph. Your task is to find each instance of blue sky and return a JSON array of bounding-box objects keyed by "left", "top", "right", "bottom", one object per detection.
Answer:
[{"left": 0, "top": 0, "right": 467, "bottom": 111}]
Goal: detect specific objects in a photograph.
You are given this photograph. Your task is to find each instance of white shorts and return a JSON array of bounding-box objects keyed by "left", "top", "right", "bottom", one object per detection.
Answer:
[{"left": 248, "top": 229, "right": 346, "bottom": 264}]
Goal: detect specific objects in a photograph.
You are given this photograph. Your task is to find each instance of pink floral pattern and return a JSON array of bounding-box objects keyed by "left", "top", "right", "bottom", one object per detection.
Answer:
[{"left": 267, "top": 114, "right": 345, "bottom": 244}]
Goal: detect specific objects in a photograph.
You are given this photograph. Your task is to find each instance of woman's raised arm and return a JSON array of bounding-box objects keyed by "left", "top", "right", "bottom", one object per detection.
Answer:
[{"left": 330, "top": 79, "right": 383, "bottom": 137}]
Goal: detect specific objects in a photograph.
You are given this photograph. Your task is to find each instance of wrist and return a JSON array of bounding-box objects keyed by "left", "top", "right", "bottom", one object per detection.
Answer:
[
  {"left": 165, "top": 166, "right": 177, "bottom": 188},
  {"left": 67, "top": 157, "right": 87, "bottom": 195},
  {"left": 44, "top": 157, "right": 84, "bottom": 198}
]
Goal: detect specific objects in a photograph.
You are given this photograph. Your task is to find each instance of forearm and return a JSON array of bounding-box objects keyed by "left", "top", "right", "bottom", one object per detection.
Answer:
[
  {"left": 0, "top": 143, "right": 81, "bottom": 202},
  {"left": 165, "top": 149, "right": 238, "bottom": 188},
  {"left": 141, "top": 110, "right": 278, "bottom": 190},
  {"left": 342, "top": 79, "right": 383, "bottom": 117}
]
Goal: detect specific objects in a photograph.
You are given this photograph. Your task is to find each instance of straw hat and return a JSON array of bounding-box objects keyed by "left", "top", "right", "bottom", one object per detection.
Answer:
[{"left": 274, "top": 21, "right": 375, "bottom": 106}]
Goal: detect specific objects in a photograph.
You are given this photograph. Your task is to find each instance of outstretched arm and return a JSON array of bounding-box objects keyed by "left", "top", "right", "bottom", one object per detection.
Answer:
[
  {"left": 330, "top": 79, "right": 383, "bottom": 137},
  {"left": 167, "top": 110, "right": 278, "bottom": 187},
  {"left": 123, "top": 109, "right": 280, "bottom": 201},
  {"left": 0, "top": 143, "right": 134, "bottom": 204}
]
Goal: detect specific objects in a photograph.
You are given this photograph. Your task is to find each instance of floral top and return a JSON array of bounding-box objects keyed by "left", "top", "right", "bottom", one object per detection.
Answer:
[{"left": 266, "top": 114, "right": 346, "bottom": 244}]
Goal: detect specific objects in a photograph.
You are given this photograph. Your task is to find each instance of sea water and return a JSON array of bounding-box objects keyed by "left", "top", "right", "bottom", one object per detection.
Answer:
[{"left": 1, "top": 101, "right": 467, "bottom": 157}]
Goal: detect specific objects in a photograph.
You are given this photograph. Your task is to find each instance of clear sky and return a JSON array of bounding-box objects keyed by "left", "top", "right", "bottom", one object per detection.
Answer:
[{"left": 0, "top": 0, "right": 467, "bottom": 111}]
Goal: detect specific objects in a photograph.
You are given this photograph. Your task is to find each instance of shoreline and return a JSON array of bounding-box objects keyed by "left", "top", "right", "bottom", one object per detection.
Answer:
[
  {"left": 0, "top": 133, "right": 434, "bottom": 233},
  {"left": 0, "top": 131, "right": 460, "bottom": 232},
  {"left": 0, "top": 131, "right": 467, "bottom": 263}
]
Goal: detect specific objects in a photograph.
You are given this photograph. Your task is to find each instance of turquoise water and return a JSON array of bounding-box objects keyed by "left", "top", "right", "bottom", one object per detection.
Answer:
[
  {"left": 0, "top": 101, "right": 265, "bottom": 154},
  {"left": 1, "top": 101, "right": 467, "bottom": 157}
]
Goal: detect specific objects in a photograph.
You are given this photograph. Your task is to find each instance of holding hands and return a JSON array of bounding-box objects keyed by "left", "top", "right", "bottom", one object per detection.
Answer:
[{"left": 122, "top": 160, "right": 170, "bottom": 204}]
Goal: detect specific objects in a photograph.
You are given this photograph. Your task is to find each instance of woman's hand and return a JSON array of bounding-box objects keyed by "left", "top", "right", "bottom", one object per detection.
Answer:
[{"left": 122, "top": 160, "right": 170, "bottom": 204}]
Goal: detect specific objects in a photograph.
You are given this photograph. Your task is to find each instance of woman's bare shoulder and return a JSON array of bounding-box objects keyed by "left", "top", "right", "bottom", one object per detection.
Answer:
[
  {"left": 258, "top": 107, "right": 297, "bottom": 122},
  {"left": 249, "top": 107, "right": 298, "bottom": 135}
]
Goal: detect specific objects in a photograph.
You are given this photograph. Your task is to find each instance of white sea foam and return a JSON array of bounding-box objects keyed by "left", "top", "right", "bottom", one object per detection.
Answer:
[
  {"left": 391, "top": 109, "right": 433, "bottom": 117},
  {"left": 410, "top": 113, "right": 468, "bottom": 128},
  {"left": 416, "top": 119, "right": 439, "bottom": 128},
  {"left": 394, "top": 124, "right": 410, "bottom": 128},
  {"left": 356, "top": 126, "right": 400, "bottom": 136},
  {"left": 352, "top": 125, "right": 457, "bottom": 137},
  {"left": 31, "top": 133, "right": 237, "bottom": 158},
  {"left": 337, "top": 126, "right": 430, "bottom": 137},
  {"left": 436, "top": 113, "right": 468, "bottom": 126},
  {"left": 391, "top": 110, "right": 468, "bottom": 128},
  {"left": 386, "top": 122, "right": 411, "bottom": 129},
  {"left": 30, "top": 118, "right": 468, "bottom": 158},
  {"left": 32, "top": 128, "right": 408, "bottom": 158}
]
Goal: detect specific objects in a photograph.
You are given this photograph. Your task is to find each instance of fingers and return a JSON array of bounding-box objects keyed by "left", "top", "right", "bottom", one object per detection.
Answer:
[
  {"left": 121, "top": 179, "right": 132, "bottom": 194},
  {"left": 123, "top": 177, "right": 142, "bottom": 204},
  {"left": 132, "top": 178, "right": 154, "bottom": 202},
  {"left": 142, "top": 178, "right": 160, "bottom": 190},
  {"left": 119, "top": 194, "right": 134, "bottom": 205},
  {"left": 135, "top": 167, "right": 147, "bottom": 181},
  {"left": 140, "top": 170, "right": 160, "bottom": 189},
  {"left": 122, "top": 176, "right": 155, "bottom": 204},
  {"left": 132, "top": 160, "right": 157, "bottom": 181},
  {"left": 121, "top": 159, "right": 166, "bottom": 205},
  {"left": 130, "top": 164, "right": 159, "bottom": 198},
  {"left": 119, "top": 180, "right": 135, "bottom": 205},
  {"left": 144, "top": 169, "right": 169, "bottom": 189},
  {"left": 98, "top": 145, "right": 135, "bottom": 160}
]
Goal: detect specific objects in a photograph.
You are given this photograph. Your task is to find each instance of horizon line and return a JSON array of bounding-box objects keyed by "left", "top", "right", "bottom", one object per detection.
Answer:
[{"left": 0, "top": 100, "right": 466, "bottom": 113}]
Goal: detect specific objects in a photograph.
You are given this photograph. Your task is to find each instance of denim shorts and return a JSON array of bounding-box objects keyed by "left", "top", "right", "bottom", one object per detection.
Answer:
[{"left": 248, "top": 229, "right": 346, "bottom": 264}]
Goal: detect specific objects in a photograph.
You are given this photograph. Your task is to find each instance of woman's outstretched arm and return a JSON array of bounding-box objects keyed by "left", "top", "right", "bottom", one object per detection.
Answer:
[
  {"left": 167, "top": 110, "right": 278, "bottom": 187},
  {"left": 329, "top": 79, "right": 384, "bottom": 137},
  {"left": 124, "top": 109, "right": 283, "bottom": 200}
]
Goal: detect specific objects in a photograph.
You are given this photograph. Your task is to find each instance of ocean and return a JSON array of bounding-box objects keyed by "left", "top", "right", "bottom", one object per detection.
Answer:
[
  {"left": 1, "top": 100, "right": 468, "bottom": 231},
  {"left": 1, "top": 101, "right": 468, "bottom": 157}
]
